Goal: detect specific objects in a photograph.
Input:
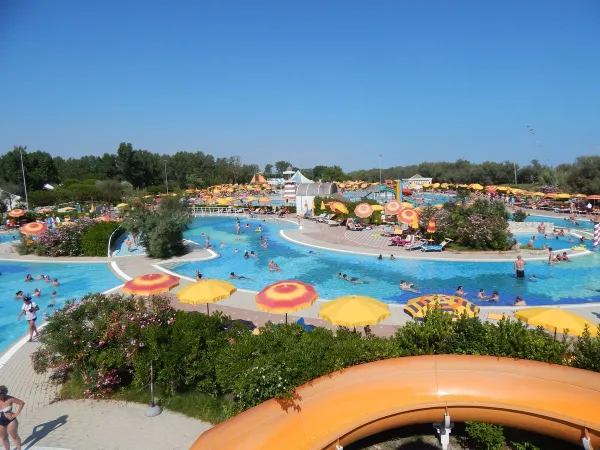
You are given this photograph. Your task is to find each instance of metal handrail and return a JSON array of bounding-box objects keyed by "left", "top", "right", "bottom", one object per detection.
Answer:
[{"left": 107, "top": 225, "right": 123, "bottom": 257}]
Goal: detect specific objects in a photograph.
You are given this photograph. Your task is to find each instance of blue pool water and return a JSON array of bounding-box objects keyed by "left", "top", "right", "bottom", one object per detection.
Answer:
[
  {"left": 514, "top": 233, "right": 593, "bottom": 251},
  {"left": 524, "top": 215, "right": 593, "bottom": 230},
  {"left": 412, "top": 193, "right": 455, "bottom": 205},
  {"left": 0, "top": 262, "right": 122, "bottom": 351},
  {"left": 0, "top": 233, "right": 19, "bottom": 244},
  {"left": 175, "top": 217, "right": 600, "bottom": 307}
]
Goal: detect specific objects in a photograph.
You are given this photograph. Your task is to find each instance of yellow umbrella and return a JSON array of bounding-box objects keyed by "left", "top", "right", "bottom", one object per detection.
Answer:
[
  {"left": 422, "top": 183, "right": 431, "bottom": 188},
  {"left": 433, "top": 204, "right": 443, "bottom": 209},
  {"left": 471, "top": 183, "right": 484, "bottom": 190},
  {"left": 496, "top": 186, "right": 509, "bottom": 192},
  {"left": 531, "top": 192, "right": 545, "bottom": 197},
  {"left": 216, "top": 198, "right": 232, "bottom": 205},
  {"left": 319, "top": 295, "right": 390, "bottom": 328},
  {"left": 311, "top": 200, "right": 315, "bottom": 210},
  {"left": 330, "top": 201, "right": 348, "bottom": 214},
  {"left": 400, "top": 202, "right": 413, "bottom": 209},
  {"left": 514, "top": 307, "right": 598, "bottom": 337},
  {"left": 320, "top": 201, "right": 326, "bottom": 210},
  {"left": 116, "top": 203, "right": 129, "bottom": 208},
  {"left": 371, "top": 204, "right": 384, "bottom": 211},
  {"left": 555, "top": 193, "right": 571, "bottom": 200},
  {"left": 574, "top": 193, "right": 587, "bottom": 198},
  {"left": 176, "top": 279, "right": 237, "bottom": 314},
  {"left": 432, "top": 183, "right": 440, "bottom": 189},
  {"left": 245, "top": 196, "right": 258, "bottom": 202}
]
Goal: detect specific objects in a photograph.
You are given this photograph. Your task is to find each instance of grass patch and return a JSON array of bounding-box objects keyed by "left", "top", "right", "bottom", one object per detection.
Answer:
[
  {"left": 520, "top": 245, "right": 544, "bottom": 251},
  {"left": 59, "top": 375, "right": 232, "bottom": 424}
]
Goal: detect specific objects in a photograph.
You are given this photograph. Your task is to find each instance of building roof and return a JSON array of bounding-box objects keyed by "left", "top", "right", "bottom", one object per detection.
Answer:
[{"left": 289, "top": 170, "right": 313, "bottom": 184}]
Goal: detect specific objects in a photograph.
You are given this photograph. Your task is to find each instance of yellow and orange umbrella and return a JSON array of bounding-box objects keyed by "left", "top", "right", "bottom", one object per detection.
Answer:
[
  {"left": 330, "top": 201, "right": 348, "bottom": 214},
  {"left": 255, "top": 280, "right": 318, "bottom": 323},
  {"left": 404, "top": 294, "right": 480, "bottom": 321},
  {"left": 384, "top": 200, "right": 402, "bottom": 215},
  {"left": 426, "top": 220, "right": 436, "bottom": 233},
  {"left": 354, "top": 203, "right": 373, "bottom": 218},
  {"left": 20, "top": 222, "right": 47, "bottom": 236},
  {"left": 123, "top": 273, "right": 180, "bottom": 296},
  {"left": 258, "top": 196, "right": 271, "bottom": 204},
  {"left": 398, "top": 208, "right": 420, "bottom": 229},
  {"left": 320, "top": 201, "right": 326, "bottom": 210},
  {"left": 8, "top": 209, "right": 26, "bottom": 217},
  {"left": 95, "top": 215, "right": 110, "bottom": 222}
]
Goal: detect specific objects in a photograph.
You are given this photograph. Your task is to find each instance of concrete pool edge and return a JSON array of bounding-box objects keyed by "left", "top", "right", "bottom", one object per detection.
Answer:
[{"left": 279, "top": 230, "right": 595, "bottom": 263}]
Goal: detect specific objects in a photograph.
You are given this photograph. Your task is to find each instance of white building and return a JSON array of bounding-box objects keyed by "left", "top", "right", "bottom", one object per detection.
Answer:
[{"left": 402, "top": 174, "right": 433, "bottom": 190}]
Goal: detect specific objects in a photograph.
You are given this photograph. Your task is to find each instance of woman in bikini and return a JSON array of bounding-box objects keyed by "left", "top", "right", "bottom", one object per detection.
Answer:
[{"left": 0, "top": 385, "right": 24, "bottom": 450}]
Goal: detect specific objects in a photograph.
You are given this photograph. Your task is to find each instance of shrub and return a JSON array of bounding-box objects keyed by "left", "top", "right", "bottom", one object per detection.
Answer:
[
  {"left": 32, "top": 297, "right": 599, "bottom": 422},
  {"left": 465, "top": 421, "right": 506, "bottom": 450},
  {"left": 123, "top": 197, "right": 192, "bottom": 258},
  {"left": 512, "top": 210, "right": 528, "bottom": 222},
  {"left": 81, "top": 222, "right": 124, "bottom": 256}
]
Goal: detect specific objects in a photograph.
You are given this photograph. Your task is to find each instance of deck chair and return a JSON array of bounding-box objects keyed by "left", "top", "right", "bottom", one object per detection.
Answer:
[
  {"left": 487, "top": 312, "right": 509, "bottom": 321},
  {"left": 421, "top": 239, "right": 453, "bottom": 252}
]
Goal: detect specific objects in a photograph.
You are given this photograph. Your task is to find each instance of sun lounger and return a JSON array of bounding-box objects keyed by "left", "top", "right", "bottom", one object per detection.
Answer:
[
  {"left": 405, "top": 242, "right": 423, "bottom": 251},
  {"left": 421, "top": 239, "right": 452, "bottom": 252},
  {"left": 487, "top": 312, "right": 509, "bottom": 321},
  {"left": 317, "top": 214, "right": 334, "bottom": 223},
  {"left": 311, "top": 213, "right": 326, "bottom": 221}
]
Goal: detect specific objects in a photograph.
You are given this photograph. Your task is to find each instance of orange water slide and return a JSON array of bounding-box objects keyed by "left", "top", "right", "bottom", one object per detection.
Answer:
[{"left": 192, "top": 355, "right": 600, "bottom": 450}]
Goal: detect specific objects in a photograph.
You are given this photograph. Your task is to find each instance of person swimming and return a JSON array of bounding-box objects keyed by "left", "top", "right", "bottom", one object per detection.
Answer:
[
  {"left": 529, "top": 274, "right": 539, "bottom": 282},
  {"left": 24, "top": 274, "right": 33, "bottom": 282},
  {"left": 195, "top": 270, "right": 204, "bottom": 280},
  {"left": 243, "top": 251, "right": 249, "bottom": 259},
  {"left": 250, "top": 251, "right": 257, "bottom": 257},
  {"left": 399, "top": 280, "right": 418, "bottom": 292},
  {"left": 230, "top": 272, "right": 249, "bottom": 280},
  {"left": 15, "top": 291, "right": 23, "bottom": 300},
  {"left": 33, "top": 288, "right": 41, "bottom": 297},
  {"left": 308, "top": 250, "right": 321, "bottom": 255},
  {"left": 455, "top": 286, "right": 466, "bottom": 297},
  {"left": 52, "top": 278, "right": 60, "bottom": 287},
  {"left": 476, "top": 289, "right": 488, "bottom": 299},
  {"left": 377, "top": 254, "right": 383, "bottom": 260},
  {"left": 513, "top": 296, "right": 526, "bottom": 306},
  {"left": 489, "top": 291, "right": 500, "bottom": 302},
  {"left": 390, "top": 254, "right": 396, "bottom": 260}
]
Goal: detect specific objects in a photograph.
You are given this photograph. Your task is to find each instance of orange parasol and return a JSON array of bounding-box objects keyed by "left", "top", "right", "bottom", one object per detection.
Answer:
[
  {"left": 20, "top": 222, "right": 47, "bottom": 236},
  {"left": 258, "top": 196, "right": 271, "bottom": 204},
  {"left": 255, "top": 280, "right": 318, "bottom": 323},
  {"left": 398, "top": 209, "right": 420, "bottom": 229},
  {"left": 426, "top": 220, "right": 436, "bottom": 233},
  {"left": 354, "top": 203, "right": 373, "bottom": 218},
  {"left": 384, "top": 200, "right": 402, "bottom": 215},
  {"left": 123, "top": 273, "right": 180, "bottom": 296},
  {"left": 587, "top": 195, "right": 600, "bottom": 200},
  {"left": 8, "top": 209, "right": 26, "bottom": 217},
  {"left": 95, "top": 215, "right": 110, "bottom": 222}
]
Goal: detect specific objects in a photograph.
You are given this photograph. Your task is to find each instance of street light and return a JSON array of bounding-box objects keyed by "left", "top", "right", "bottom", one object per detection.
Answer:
[
  {"left": 19, "top": 147, "right": 29, "bottom": 210},
  {"left": 379, "top": 154, "right": 382, "bottom": 185},
  {"left": 164, "top": 161, "right": 169, "bottom": 194}
]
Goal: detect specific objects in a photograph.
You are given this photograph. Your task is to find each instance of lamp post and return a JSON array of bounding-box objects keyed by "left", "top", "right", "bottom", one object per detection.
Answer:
[
  {"left": 379, "top": 154, "right": 382, "bottom": 185},
  {"left": 164, "top": 161, "right": 169, "bottom": 194},
  {"left": 19, "top": 147, "right": 29, "bottom": 210}
]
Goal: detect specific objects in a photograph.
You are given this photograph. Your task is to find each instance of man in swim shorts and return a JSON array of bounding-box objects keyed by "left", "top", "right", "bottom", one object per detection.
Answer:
[{"left": 514, "top": 255, "right": 526, "bottom": 279}]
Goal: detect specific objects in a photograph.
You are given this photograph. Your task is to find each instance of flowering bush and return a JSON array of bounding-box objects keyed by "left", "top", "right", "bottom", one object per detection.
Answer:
[
  {"left": 18, "top": 219, "right": 121, "bottom": 257},
  {"left": 418, "top": 199, "right": 512, "bottom": 250},
  {"left": 31, "top": 293, "right": 177, "bottom": 398}
]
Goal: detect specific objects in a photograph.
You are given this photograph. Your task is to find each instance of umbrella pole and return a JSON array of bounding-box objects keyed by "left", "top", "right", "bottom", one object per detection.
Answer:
[
  {"left": 206, "top": 304, "right": 210, "bottom": 315},
  {"left": 285, "top": 313, "right": 288, "bottom": 324}
]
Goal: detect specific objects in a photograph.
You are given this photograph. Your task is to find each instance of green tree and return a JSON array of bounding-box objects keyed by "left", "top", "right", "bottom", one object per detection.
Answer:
[
  {"left": 123, "top": 196, "right": 192, "bottom": 258},
  {"left": 321, "top": 165, "right": 345, "bottom": 182},
  {"left": 274, "top": 161, "right": 292, "bottom": 176},
  {"left": 264, "top": 164, "right": 273, "bottom": 176}
]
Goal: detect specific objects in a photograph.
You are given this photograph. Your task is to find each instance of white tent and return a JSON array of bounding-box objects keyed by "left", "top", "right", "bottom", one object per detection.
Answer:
[{"left": 289, "top": 170, "right": 313, "bottom": 184}]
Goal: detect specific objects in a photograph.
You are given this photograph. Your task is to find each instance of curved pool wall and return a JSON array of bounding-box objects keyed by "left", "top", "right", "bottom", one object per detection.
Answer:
[
  {"left": 524, "top": 214, "right": 593, "bottom": 230},
  {"left": 175, "top": 217, "right": 600, "bottom": 307},
  {"left": 0, "top": 261, "right": 122, "bottom": 352}
]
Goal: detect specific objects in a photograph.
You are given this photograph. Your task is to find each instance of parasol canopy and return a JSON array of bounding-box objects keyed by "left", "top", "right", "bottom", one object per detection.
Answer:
[
  {"left": 426, "top": 220, "right": 436, "bottom": 233},
  {"left": 330, "top": 201, "right": 348, "bottom": 214},
  {"left": 397, "top": 208, "right": 420, "bottom": 228},
  {"left": 404, "top": 294, "right": 480, "bottom": 321},
  {"left": 514, "top": 307, "right": 598, "bottom": 337},
  {"left": 255, "top": 280, "right": 318, "bottom": 322},
  {"left": 123, "top": 273, "right": 180, "bottom": 296},
  {"left": 20, "top": 222, "right": 47, "bottom": 236},
  {"left": 318, "top": 295, "right": 390, "bottom": 328},
  {"left": 384, "top": 200, "right": 402, "bottom": 215},
  {"left": 176, "top": 279, "right": 237, "bottom": 314},
  {"left": 354, "top": 203, "right": 373, "bottom": 218},
  {"left": 8, "top": 209, "right": 26, "bottom": 217}
]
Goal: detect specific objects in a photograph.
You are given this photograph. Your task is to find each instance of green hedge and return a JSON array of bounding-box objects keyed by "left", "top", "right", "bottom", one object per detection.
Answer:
[{"left": 81, "top": 222, "right": 124, "bottom": 256}]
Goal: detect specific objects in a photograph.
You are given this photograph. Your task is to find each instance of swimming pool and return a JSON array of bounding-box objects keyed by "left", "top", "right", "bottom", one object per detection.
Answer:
[
  {"left": 514, "top": 233, "right": 593, "bottom": 251},
  {"left": 0, "top": 233, "right": 19, "bottom": 244},
  {"left": 0, "top": 262, "right": 122, "bottom": 351},
  {"left": 174, "top": 217, "right": 600, "bottom": 308},
  {"left": 524, "top": 215, "right": 593, "bottom": 230}
]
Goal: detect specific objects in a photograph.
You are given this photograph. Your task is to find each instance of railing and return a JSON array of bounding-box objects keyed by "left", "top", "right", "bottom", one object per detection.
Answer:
[
  {"left": 107, "top": 225, "right": 123, "bottom": 257},
  {"left": 192, "top": 206, "right": 250, "bottom": 217}
]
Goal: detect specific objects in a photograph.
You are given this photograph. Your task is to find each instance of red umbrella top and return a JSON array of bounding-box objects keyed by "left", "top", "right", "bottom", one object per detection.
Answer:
[
  {"left": 8, "top": 209, "right": 26, "bottom": 217},
  {"left": 123, "top": 273, "right": 180, "bottom": 296},
  {"left": 255, "top": 280, "right": 318, "bottom": 314},
  {"left": 354, "top": 203, "right": 373, "bottom": 219},
  {"left": 20, "top": 222, "right": 47, "bottom": 236},
  {"left": 384, "top": 201, "right": 402, "bottom": 215}
]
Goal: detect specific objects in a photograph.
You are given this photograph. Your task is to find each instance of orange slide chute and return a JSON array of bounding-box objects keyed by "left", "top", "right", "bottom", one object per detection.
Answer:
[{"left": 192, "top": 355, "right": 600, "bottom": 450}]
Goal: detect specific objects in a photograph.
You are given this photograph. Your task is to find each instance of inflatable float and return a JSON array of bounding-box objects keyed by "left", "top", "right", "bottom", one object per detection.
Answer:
[{"left": 192, "top": 355, "right": 600, "bottom": 449}]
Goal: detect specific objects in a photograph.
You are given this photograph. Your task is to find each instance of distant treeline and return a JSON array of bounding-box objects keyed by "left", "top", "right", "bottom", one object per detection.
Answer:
[{"left": 0, "top": 143, "right": 599, "bottom": 204}]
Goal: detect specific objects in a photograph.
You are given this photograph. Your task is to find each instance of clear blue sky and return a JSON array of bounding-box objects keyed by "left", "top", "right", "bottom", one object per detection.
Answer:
[{"left": 1, "top": 0, "right": 599, "bottom": 171}]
